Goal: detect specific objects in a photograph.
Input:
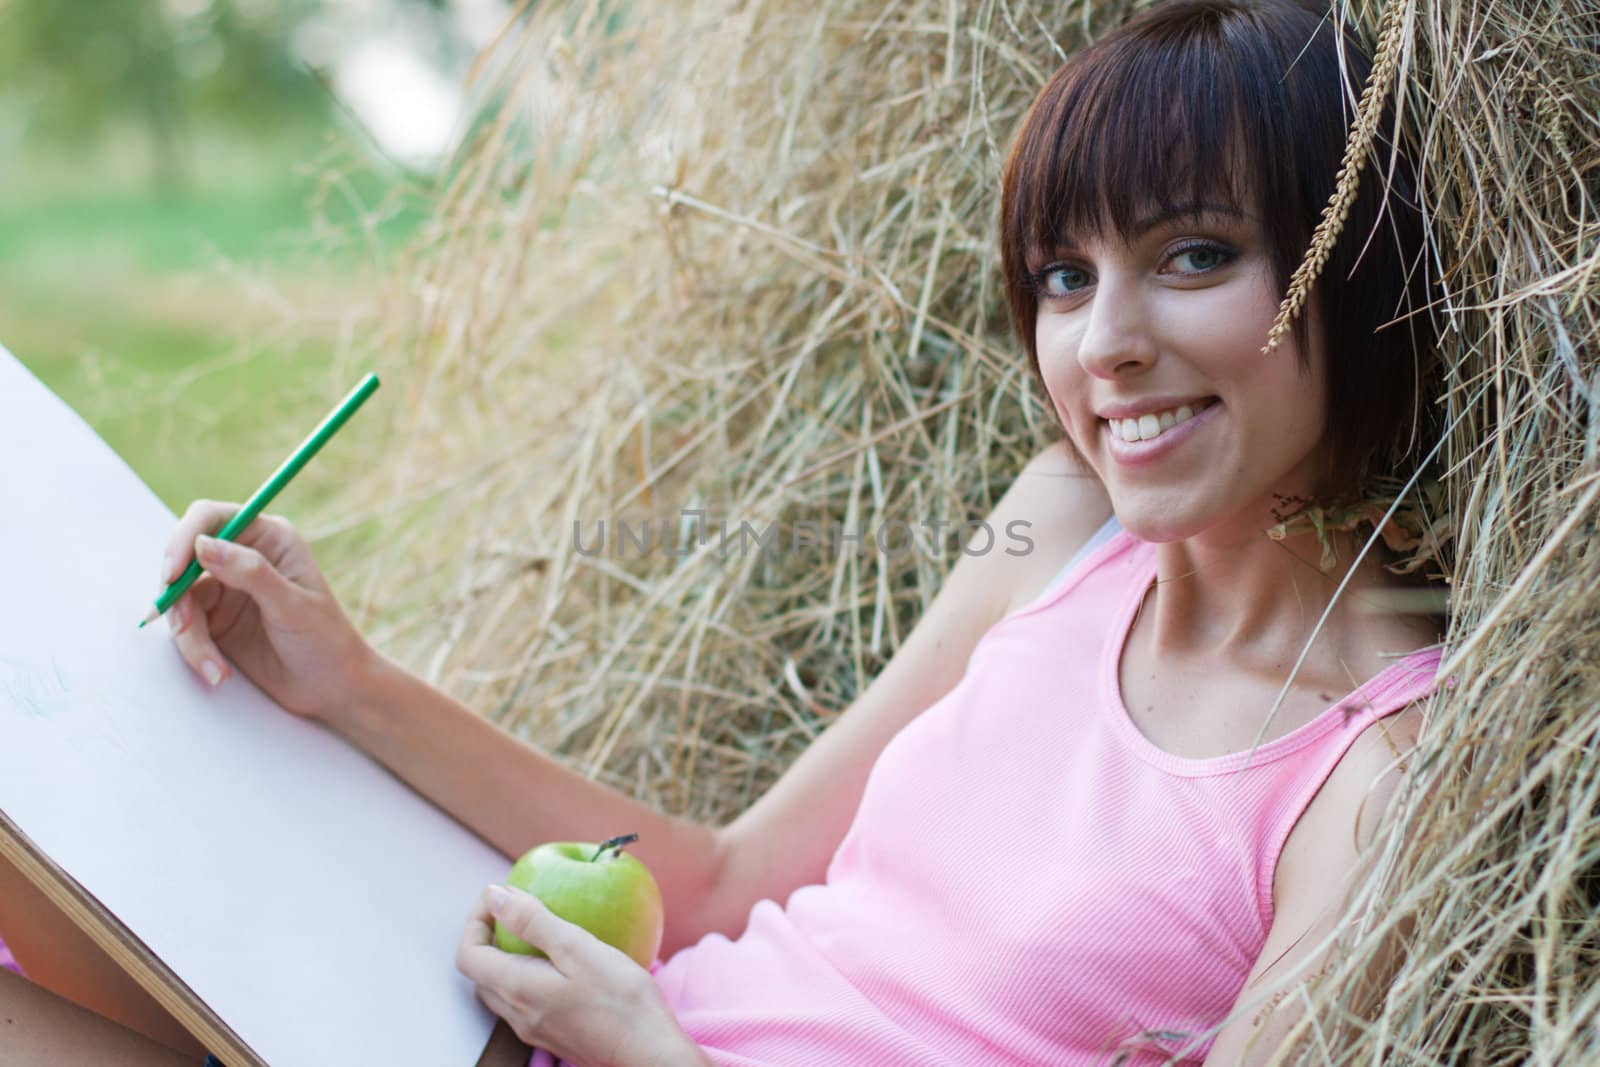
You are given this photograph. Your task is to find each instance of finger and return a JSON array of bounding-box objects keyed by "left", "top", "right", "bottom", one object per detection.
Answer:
[
  {"left": 189, "top": 571, "right": 226, "bottom": 616},
  {"left": 456, "top": 891, "right": 525, "bottom": 988},
  {"left": 229, "top": 513, "right": 301, "bottom": 562},
  {"left": 169, "top": 578, "right": 231, "bottom": 688},
  {"left": 457, "top": 890, "right": 563, "bottom": 991},
  {"left": 455, "top": 894, "right": 496, "bottom": 974},
  {"left": 485, "top": 887, "right": 578, "bottom": 970},
  {"left": 161, "top": 502, "right": 291, "bottom": 587},
  {"left": 163, "top": 500, "right": 238, "bottom": 585},
  {"left": 251, "top": 513, "right": 298, "bottom": 546},
  {"left": 457, "top": 940, "right": 560, "bottom": 1001},
  {"left": 194, "top": 535, "right": 302, "bottom": 622},
  {"left": 251, "top": 514, "right": 326, "bottom": 590}
]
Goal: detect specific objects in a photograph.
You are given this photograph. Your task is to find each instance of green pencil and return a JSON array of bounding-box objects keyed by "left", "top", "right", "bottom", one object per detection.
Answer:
[{"left": 138, "top": 372, "right": 381, "bottom": 628}]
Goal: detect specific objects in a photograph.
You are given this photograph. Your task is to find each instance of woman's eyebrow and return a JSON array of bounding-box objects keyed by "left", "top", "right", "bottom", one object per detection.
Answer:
[{"left": 1042, "top": 203, "right": 1250, "bottom": 256}]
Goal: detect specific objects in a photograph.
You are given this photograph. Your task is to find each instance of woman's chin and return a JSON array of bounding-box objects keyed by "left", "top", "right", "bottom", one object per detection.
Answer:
[{"left": 1107, "top": 500, "right": 1213, "bottom": 544}]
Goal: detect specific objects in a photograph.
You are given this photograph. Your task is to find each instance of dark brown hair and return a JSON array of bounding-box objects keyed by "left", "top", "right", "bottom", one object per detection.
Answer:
[{"left": 998, "top": 0, "right": 1439, "bottom": 506}]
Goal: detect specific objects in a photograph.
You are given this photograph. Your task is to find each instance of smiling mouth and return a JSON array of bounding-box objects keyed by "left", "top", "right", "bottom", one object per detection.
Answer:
[{"left": 1102, "top": 397, "right": 1218, "bottom": 444}]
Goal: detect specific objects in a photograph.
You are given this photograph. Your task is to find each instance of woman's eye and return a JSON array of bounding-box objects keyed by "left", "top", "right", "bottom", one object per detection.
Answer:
[
  {"left": 1035, "top": 265, "right": 1089, "bottom": 298},
  {"left": 1170, "top": 243, "right": 1234, "bottom": 273}
]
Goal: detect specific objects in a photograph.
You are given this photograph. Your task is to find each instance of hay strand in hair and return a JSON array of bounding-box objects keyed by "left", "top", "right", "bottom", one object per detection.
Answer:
[{"left": 1261, "top": 0, "right": 1410, "bottom": 356}]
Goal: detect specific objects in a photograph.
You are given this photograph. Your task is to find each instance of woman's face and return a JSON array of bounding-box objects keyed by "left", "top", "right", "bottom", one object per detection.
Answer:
[{"left": 1030, "top": 202, "right": 1330, "bottom": 544}]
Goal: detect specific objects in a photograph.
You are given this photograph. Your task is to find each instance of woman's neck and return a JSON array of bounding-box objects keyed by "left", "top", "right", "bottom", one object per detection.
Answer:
[{"left": 1143, "top": 515, "right": 1435, "bottom": 678}]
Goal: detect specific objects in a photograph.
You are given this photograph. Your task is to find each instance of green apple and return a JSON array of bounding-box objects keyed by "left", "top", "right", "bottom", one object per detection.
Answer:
[{"left": 494, "top": 832, "right": 665, "bottom": 969}]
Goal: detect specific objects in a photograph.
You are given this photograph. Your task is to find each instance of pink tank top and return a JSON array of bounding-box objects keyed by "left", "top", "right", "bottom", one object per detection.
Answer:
[{"left": 529, "top": 523, "right": 1443, "bottom": 1066}]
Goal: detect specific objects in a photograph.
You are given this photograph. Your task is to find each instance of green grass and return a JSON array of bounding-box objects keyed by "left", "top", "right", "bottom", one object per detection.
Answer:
[
  {"left": 0, "top": 121, "right": 427, "bottom": 520},
  {"left": 0, "top": 282, "right": 333, "bottom": 510},
  {"left": 0, "top": 123, "right": 429, "bottom": 273},
  {"left": 1, "top": 165, "right": 318, "bottom": 274}
]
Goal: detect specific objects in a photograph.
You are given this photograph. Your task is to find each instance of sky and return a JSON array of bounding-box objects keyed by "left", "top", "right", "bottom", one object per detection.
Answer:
[{"left": 296, "top": 0, "right": 513, "bottom": 166}]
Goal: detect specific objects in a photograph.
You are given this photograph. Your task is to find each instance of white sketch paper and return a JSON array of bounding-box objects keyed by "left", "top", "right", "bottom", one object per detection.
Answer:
[{"left": 0, "top": 344, "right": 509, "bottom": 1066}]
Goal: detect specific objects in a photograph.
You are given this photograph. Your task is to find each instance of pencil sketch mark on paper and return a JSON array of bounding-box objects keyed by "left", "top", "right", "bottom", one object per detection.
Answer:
[
  {"left": 0, "top": 656, "right": 144, "bottom": 763},
  {"left": 0, "top": 656, "right": 70, "bottom": 719}
]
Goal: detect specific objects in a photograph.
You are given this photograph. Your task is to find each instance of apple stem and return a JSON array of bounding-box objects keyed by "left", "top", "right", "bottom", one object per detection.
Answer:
[{"left": 592, "top": 833, "right": 639, "bottom": 862}]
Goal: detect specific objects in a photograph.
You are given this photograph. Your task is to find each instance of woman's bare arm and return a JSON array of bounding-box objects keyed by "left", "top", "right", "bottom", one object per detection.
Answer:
[
  {"left": 326, "top": 663, "right": 729, "bottom": 961},
  {"left": 325, "top": 442, "right": 1107, "bottom": 959},
  {"left": 698, "top": 442, "right": 1111, "bottom": 944}
]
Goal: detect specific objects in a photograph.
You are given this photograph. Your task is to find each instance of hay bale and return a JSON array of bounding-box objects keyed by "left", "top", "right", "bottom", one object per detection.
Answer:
[
  {"left": 317, "top": 0, "right": 1599, "bottom": 1060},
  {"left": 326, "top": 0, "right": 1070, "bottom": 820}
]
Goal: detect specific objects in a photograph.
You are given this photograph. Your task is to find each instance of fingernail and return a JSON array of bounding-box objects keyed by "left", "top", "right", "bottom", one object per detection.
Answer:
[
  {"left": 202, "top": 660, "right": 222, "bottom": 686},
  {"left": 161, "top": 554, "right": 173, "bottom": 583},
  {"left": 487, "top": 886, "right": 510, "bottom": 910},
  {"left": 199, "top": 535, "right": 229, "bottom": 564},
  {"left": 167, "top": 600, "right": 184, "bottom": 634}
]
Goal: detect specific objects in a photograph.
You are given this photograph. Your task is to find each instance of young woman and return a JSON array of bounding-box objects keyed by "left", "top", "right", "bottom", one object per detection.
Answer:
[{"left": 0, "top": 0, "right": 1447, "bottom": 1063}]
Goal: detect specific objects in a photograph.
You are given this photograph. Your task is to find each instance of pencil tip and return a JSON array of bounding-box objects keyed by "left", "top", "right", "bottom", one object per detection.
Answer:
[{"left": 138, "top": 607, "right": 158, "bottom": 628}]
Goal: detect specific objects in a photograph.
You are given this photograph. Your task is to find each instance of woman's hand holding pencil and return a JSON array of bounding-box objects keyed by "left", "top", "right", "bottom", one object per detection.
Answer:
[
  {"left": 146, "top": 371, "right": 382, "bottom": 720},
  {"left": 158, "top": 502, "right": 376, "bottom": 719}
]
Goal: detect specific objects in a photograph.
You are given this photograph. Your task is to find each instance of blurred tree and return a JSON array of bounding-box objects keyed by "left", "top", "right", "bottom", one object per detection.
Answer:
[{"left": 0, "top": 0, "right": 329, "bottom": 185}]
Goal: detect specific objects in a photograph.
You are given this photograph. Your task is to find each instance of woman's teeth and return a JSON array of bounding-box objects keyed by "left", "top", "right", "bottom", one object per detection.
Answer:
[{"left": 1109, "top": 401, "right": 1209, "bottom": 443}]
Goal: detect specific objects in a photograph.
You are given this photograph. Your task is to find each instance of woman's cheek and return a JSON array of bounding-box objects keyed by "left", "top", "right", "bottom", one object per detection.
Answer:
[
  {"left": 1042, "top": 376, "right": 1077, "bottom": 444},
  {"left": 1036, "top": 324, "right": 1075, "bottom": 412}
]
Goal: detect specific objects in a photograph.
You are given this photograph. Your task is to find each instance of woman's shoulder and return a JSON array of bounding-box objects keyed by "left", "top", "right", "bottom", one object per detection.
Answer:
[
  {"left": 1351, "top": 607, "right": 1447, "bottom": 691},
  {"left": 991, "top": 441, "right": 1114, "bottom": 618}
]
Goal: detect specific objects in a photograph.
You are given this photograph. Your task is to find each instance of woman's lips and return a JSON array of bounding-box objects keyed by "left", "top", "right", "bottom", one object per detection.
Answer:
[{"left": 1101, "top": 398, "right": 1221, "bottom": 467}]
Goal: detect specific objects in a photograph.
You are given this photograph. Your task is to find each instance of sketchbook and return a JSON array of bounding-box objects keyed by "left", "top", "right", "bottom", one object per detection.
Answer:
[{"left": 0, "top": 344, "right": 524, "bottom": 1066}]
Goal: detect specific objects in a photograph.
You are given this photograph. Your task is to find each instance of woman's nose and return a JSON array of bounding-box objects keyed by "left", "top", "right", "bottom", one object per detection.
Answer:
[{"left": 1074, "top": 274, "right": 1155, "bottom": 379}]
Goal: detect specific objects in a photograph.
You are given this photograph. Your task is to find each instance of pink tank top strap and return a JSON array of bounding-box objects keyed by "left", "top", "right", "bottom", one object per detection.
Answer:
[{"left": 1252, "top": 646, "right": 1444, "bottom": 925}]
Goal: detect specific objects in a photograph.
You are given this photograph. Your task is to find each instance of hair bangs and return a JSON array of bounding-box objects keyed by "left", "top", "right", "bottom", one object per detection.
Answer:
[{"left": 1015, "top": 34, "right": 1260, "bottom": 266}]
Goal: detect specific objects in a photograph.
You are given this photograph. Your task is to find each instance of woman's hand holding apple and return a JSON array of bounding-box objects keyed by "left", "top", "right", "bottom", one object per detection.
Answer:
[
  {"left": 159, "top": 499, "right": 376, "bottom": 721},
  {"left": 458, "top": 885, "right": 707, "bottom": 1067}
]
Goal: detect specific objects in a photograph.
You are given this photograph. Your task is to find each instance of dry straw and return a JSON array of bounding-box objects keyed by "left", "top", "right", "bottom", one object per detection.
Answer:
[{"left": 315, "top": 0, "right": 1598, "bottom": 1061}]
